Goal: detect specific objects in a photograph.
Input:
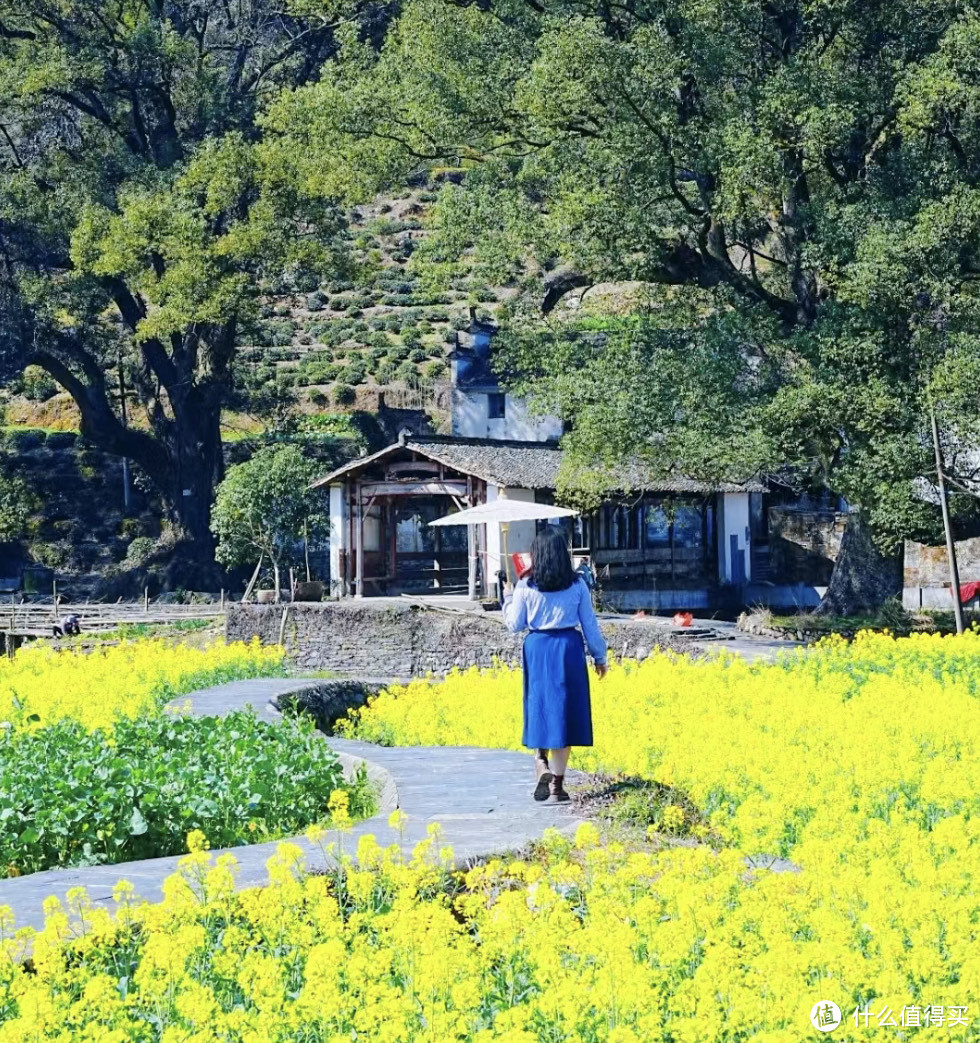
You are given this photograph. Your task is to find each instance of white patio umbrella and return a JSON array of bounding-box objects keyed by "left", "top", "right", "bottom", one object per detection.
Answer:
[
  {"left": 430, "top": 500, "right": 579, "bottom": 588},
  {"left": 429, "top": 500, "right": 578, "bottom": 526}
]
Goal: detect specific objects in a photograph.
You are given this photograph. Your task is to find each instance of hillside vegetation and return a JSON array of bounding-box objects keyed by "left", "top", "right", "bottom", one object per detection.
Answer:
[{"left": 2, "top": 180, "right": 506, "bottom": 437}]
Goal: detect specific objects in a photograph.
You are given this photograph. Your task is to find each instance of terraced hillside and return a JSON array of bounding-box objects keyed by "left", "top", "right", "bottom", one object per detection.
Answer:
[{"left": 4, "top": 177, "right": 509, "bottom": 437}]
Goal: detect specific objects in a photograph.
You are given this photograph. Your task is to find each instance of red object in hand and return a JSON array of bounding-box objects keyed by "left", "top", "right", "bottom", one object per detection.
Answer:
[
  {"left": 511, "top": 552, "right": 533, "bottom": 579},
  {"left": 672, "top": 611, "right": 693, "bottom": 627}
]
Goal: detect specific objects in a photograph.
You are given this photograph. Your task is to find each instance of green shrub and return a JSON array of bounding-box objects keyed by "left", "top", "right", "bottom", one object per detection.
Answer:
[
  {"left": 125, "top": 536, "right": 157, "bottom": 565},
  {"left": 306, "top": 291, "right": 327, "bottom": 311},
  {"left": 18, "top": 366, "right": 59, "bottom": 402},
  {"left": 0, "top": 710, "right": 373, "bottom": 876},
  {"left": 338, "top": 364, "right": 367, "bottom": 386},
  {"left": 333, "top": 384, "right": 357, "bottom": 406},
  {"left": 45, "top": 431, "right": 78, "bottom": 450},
  {"left": 5, "top": 428, "right": 46, "bottom": 451}
]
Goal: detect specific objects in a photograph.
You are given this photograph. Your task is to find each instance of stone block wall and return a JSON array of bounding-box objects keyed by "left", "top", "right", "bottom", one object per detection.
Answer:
[
  {"left": 904, "top": 537, "right": 980, "bottom": 610},
  {"left": 226, "top": 602, "right": 688, "bottom": 677},
  {"left": 768, "top": 508, "right": 846, "bottom": 586}
]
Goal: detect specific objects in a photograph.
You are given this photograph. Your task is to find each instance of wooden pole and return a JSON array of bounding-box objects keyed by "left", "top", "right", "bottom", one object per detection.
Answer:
[
  {"left": 242, "top": 556, "right": 263, "bottom": 603},
  {"left": 466, "top": 476, "right": 477, "bottom": 600},
  {"left": 303, "top": 521, "right": 312, "bottom": 583},
  {"left": 144, "top": 586, "right": 149, "bottom": 614},
  {"left": 52, "top": 579, "right": 58, "bottom": 622},
  {"left": 355, "top": 488, "right": 364, "bottom": 598},
  {"left": 930, "top": 405, "right": 965, "bottom": 634}
]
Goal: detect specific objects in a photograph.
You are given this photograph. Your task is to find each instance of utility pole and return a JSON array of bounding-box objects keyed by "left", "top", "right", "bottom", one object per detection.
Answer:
[
  {"left": 118, "top": 352, "right": 131, "bottom": 512},
  {"left": 930, "top": 404, "right": 965, "bottom": 634}
]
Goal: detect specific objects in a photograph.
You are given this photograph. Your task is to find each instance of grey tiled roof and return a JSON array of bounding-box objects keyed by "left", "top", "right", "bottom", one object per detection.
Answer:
[{"left": 312, "top": 437, "right": 765, "bottom": 494}]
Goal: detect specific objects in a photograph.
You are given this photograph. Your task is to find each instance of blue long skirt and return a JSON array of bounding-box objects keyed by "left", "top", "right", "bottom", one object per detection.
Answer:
[{"left": 521, "top": 627, "right": 593, "bottom": 749}]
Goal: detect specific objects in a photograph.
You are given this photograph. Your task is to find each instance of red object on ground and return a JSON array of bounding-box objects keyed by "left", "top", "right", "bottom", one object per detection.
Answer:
[
  {"left": 672, "top": 611, "right": 694, "bottom": 627},
  {"left": 959, "top": 581, "right": 980, "bottom": 604},
  {"left": 511, "top": 552, "right": 533, "bottom": 579}
]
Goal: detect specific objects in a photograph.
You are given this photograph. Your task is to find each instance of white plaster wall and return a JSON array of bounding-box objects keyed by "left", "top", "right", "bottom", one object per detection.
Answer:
[
  {"left": 328, "top": 484, "right": 346, "bottom": 597},
  {"left": 720, "top": 492, "right": 752, "bottom": 583},
  {"left": 483, "top": 484, "right": 537, "bottom": 586},
  {"left": 500, "top": 487, "right": 536, "bottom": 579},
  {"left": 452, "top": 389, "right": 563, "bottom": 441}
]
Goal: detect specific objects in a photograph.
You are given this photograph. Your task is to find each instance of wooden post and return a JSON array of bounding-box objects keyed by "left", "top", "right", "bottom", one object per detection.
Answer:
[
  {"left": 289, "top": 567, "right": 296, "bottom": 602},
  {"left": 52, "top": 579, "right": 58, "bottom": 622},
  {"left": 220, "top": 589, "right": 226, "bottom": 610},
  {"left": 344, "top": 481, "right": 353, "bottom": 597},
  {"left": 355, "top": 487, "right": 364, "bottom": 598},
  {"left": 144, "top": 586, "right": 150, "bottom": 614},
  {"left": 466, "top": 476, "right": 477, "bottom": 600},
  {"left": 242, "top": 556, "right": 263, "bottom": 603},
  {"left": 388, "top": 499, "right": 397, "bottom": 593},
  {"left": 931, "top": 405, "right": 965, "bottom": 634}
]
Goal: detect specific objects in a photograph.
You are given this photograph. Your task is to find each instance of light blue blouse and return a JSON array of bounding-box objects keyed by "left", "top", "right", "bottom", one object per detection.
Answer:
[{"left": 503, "top": 578, "right": 608, "bottom": 665}]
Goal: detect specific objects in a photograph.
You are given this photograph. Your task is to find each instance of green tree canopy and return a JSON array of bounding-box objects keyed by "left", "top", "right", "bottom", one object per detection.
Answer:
[
  {"left": 0, "top": 464, "right": 37, "bottom": 544},
  {"left": 269, "top": 0, "right": 980, "bottom": 605},
  {"left": 0, "top": 1, "right": 351, "bottom": 565},
  {"left": 211, "top": 444, "right": 327, "bottom": 597}
]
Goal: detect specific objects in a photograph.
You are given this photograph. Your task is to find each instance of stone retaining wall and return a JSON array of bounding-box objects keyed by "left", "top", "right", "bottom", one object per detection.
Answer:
[
  {"left": 226, "top": 602, "right": 688, "bottom": 677},
  {"left": 273, "top": 679, "right": 388, "bottom": 732}
]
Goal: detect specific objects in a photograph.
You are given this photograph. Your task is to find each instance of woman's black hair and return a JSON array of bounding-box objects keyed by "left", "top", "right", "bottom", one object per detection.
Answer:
[{"left": 529, "top": 528, "right": 575, "bottom": 592}]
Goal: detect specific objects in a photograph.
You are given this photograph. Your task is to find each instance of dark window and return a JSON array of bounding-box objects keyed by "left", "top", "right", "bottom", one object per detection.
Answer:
[
  {"left": 488, "top": 393, "right": 506, "bottom": 420},
  {"left": 673, "top": 505, "right": 704, "bottom": 548},
  {"left": 644, "top": 505, "right": 670, "bottom": 547}
]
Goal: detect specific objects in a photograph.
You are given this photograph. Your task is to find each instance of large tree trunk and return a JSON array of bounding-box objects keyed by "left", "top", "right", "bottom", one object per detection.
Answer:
[
  {"left": 814, "top": 510, "right": 903, "bottom": 617},
  {"left": 32, "top": 338, "right": 225, "bottom": 573},
  {"left": 167, "top": 393, "right": 224, "bottom": 559}
]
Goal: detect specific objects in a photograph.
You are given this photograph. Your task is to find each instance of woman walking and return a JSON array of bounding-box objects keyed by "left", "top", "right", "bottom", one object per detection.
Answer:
[{"left": 503, "top": 529, "right": 608, "bottom": 804}]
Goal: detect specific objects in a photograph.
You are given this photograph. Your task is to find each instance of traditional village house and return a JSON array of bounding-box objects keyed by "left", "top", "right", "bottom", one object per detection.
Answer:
[{"left": 312, "top": 313, "right": 842, "bottom": 610}]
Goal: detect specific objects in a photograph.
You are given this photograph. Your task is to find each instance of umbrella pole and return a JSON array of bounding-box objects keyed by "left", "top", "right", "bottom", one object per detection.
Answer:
[
  {"left": 502, "top": 523, "right": 511, "bottom": 583},
  {"left": 467, "top": 524, "right": 477, "bottom": 600}
]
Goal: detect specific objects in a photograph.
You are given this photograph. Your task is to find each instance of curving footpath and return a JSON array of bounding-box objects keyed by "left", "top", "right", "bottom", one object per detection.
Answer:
[{"left": 0, "top": 678, "right": 587, "bottom": 934}]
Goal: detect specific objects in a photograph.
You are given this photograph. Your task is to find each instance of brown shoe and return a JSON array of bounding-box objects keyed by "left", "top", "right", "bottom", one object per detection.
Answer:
[
  {"left": 543, "top": 775, "right": 570, "bottom": 805},
  {"left": 533, "top": 754, "right": 552, "bottom": 801}
]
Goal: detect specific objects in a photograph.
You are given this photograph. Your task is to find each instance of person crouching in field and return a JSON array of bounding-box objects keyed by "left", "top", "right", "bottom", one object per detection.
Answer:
[
  {"left": 503, "top": 529, "right": 608, "bottom": 805},
  {"left": 52, "top": 613, "right": 81, "bottom": 638}
]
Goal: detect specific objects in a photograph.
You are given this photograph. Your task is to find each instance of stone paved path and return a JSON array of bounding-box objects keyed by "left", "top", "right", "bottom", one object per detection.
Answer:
[{"left": 0, "top": 678, "right": 586, "bottom": 934}]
